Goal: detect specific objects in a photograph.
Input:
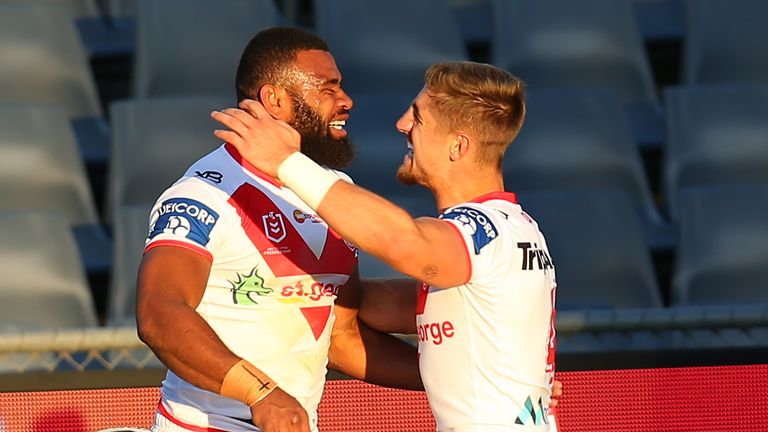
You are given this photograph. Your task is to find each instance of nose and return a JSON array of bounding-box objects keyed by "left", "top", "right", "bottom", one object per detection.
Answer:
[
  {"left": 337, "top": 87, "right": 353, "bottom": 111},
  {"left": 396, "top": 109, "right": 413, "bottom": 134}
]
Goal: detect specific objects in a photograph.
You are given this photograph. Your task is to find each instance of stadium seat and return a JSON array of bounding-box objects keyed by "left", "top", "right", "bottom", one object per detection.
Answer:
[
  {"left": 0, "top": 211, "right": 98, "bottom": 330},
  {"left": 448, "top": 0, "right": 493, "bottom": 48},
  {"left": 0, "top": 0, "right": 99, "bottom": 16},
  {"left": 0, "top": 2, "right": 109, "bottom": 163},
  {"left": 132, "top": 0, "right": 280, "bottom": 98},
  {"left": 108, "top": 205, "right": 152, "bottom": 325},
  {"left": 490, "top": 0, "right": 664, "bottom": 148},
  {"left": 107, "top": 95, "right": 231, "bottom": 222},
  {"left": 314, "top": 0, "right": 468, "bottom": 97},
  {"left": 0, "top": 103, "right": 98, "bottom": 225},
  {"left": 518, "top": 190, "right": 663, "bottom": 310},
  {"left": 663, "top": 84, "right": 768, "bottom": 220},
  {"left": 0, "top": 103, "right": 112, "bottom": 272},
  {"left": 631, "top": 0, "right": 685, "bottom": 41},
  {"left": 343, "top": 92, "right": 433, "bottom": 201},
  {"left": 503, "top": 87, "right": 673, "bottom": 250},
  {"left": 682, "top": 0, "right": 768, "bottom": 85},
  {"left": 672, "top": 185, "right": 768, "bottom": 306},
  {"left": 104, "top": 0, "right": 136, "bottom": 17}
]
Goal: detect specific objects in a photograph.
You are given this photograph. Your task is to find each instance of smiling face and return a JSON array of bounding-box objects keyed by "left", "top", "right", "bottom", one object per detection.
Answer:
[
  {"left": 394, "top": 89, "right": 454, "bottom": 187},
  {"left": 286, "top": 49, "right": 355, "bottom": 169}
]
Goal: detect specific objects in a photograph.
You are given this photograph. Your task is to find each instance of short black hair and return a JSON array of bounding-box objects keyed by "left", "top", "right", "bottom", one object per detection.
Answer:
[{"left": 235, "top": 27, "right": 330, "bottom": 102}]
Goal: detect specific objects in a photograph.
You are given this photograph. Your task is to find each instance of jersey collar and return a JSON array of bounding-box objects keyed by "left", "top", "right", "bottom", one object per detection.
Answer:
[
  {"left": 225, "top": 143, "right": 282, "bottom": 187},
  {"left": 470, "top": 191, "right": 518, "bottom": 204}
]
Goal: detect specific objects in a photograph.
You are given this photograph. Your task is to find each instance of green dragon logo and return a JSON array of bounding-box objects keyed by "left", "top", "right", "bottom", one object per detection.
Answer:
[{"left": 229, "top": 267, "right": 273, "bottom": 305}]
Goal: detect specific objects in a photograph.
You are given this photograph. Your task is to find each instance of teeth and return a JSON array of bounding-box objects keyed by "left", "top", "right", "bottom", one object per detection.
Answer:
[{"left": 329, "top": 120, "right": 346, "bottom": 130}]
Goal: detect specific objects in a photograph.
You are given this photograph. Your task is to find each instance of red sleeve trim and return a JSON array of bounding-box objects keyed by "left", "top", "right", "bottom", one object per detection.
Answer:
[
  {"left": 144, "top": 239, "right": 213, "bottom": 262},
  {"left": 442, "top": 220, "right": 472, "bottom": 284},
  {"left": 156, "top": 399, "right": 229, "bottom": 432}
]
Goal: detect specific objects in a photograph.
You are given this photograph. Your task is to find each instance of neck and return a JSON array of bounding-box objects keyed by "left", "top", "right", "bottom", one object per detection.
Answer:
[{"left": 431, "top": 169, "right": 505, "bottom": 212}]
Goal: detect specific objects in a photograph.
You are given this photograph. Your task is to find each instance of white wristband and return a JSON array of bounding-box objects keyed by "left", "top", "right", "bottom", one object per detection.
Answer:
[{"left": 277, "top": 152, "right": 340, "bottom": 209}]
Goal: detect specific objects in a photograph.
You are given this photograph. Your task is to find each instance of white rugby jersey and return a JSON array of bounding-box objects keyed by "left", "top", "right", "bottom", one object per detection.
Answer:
[
  {"left": 417, "top": 192, "right": 557, "bottom": 432},
  {"left": 144, "top": 144, "right": 357, "bottom": 432}
]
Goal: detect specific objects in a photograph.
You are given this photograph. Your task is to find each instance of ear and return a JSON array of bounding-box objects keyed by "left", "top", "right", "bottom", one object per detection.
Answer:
[
  {"left": 449, "top": 134, "right": 471, "bottom": 162},
  {"left": 258, "top": 85, "right": 292, "bottom": 120}
]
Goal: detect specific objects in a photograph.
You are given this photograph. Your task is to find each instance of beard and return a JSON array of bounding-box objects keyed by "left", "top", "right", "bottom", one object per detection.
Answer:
[
  {"left": 289, "top": 94, "right": 355, "bottom": 170},
  {"left": 396, "top": 161, "right": 418, "bottom": 186}
]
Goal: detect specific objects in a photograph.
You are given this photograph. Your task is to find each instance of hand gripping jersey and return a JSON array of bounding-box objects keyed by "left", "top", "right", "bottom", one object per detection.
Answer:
[
  {"left": 416, "top": 192, "right": 557, "bottom": 432},
  {"left": 144, "top": 144, "right": 357, "bottom": 432}
]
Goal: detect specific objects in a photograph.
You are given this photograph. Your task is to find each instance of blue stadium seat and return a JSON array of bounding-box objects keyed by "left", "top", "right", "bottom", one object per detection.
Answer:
[
  {"left": 682, "top": 0, "right": 768, "bottom": 85},
  {"left": 672, "top": 185, "right": 768, "bottom": 306},
  {"left": 503, "top": 87, "right": 673, "bottom": 250},
  {"left": 518, "top": 190, "right": 663, "bottom": 310},
  {"left": 107, "top": 96, "right": 231, "bottom": 222},
  {"left": 314, "top": 0, "right": 468, "bottom": 97},
  {"left": 631, "top": 0, "right": 685, "bottom": 41},
  {"left": 132, "top": 0, "right": 280, "bottom": 98},
  {"left": 490, "top": 0, "right": 664, "bottom": 149},
  {"left": 0, "top": 2, "right": 109, "bottom": 163},
  {"left": 663, "top": 84, "right": 768, "bottom": 220},
  {"left": 0, "top": 211, "right": 98, "bottom": 330},
  {"left": 0, "top": 103, "right": 112, "bottom": 273},
  {"left": 343, "top": 92, "right": 433, "bottom": 202}
]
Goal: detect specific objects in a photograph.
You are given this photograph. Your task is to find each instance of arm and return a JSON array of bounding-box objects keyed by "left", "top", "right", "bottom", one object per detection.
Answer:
[
  {"left": 136, "top": 246, "right": 233, "bottom": 390},
  {"left": 359, "top": 278, "right": 418, "bottom": 334},
  {"left": 211, "top": 102, "right": 469, "bottom": 288},
  {"left": 136, "top": 246, "right": 309, "bottom": 431},
  {"left": 328, "top": 266, "right": 423, "bottom": 390}
]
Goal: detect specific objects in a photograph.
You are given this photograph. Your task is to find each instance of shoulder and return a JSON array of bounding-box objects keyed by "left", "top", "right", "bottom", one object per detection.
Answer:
[{"left": 440, "top": 203, "right": 502, "bottom": 254}]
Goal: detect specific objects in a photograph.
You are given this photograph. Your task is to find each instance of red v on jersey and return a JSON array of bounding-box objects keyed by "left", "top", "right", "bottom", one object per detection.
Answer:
[
  {"left": 229, "top": 183, "right": 352, "bottom": 341},
  {"left": 301, "top": 305, "right": 333, "bottom": 341},
  {"left": 229, "top": 183, "right": 355, "bottom": 277},
  {"left": 416, "top": 282, "right": 429, "bottom": 315}
]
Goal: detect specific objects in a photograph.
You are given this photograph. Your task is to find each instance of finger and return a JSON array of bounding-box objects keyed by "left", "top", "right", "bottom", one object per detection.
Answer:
[
  {"left": 239, "top": 98, "right": 273, "bottom": 119},
  {"left": 219, "top": 107, "right": 259, "bottom": 127},
  {"left": 553, "top": 380, "right": 563, "bottom": 396},
  {"left": 210, "top": 109, "right": 251, "bottom": 133},
  {"left": 213, "top": 129, "right": 243, "bottom": 146}
]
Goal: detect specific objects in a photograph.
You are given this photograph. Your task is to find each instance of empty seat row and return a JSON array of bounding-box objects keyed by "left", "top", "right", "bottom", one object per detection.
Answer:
[
  {"left": 5, "top": 0, "right": 768, "bottom": 167},
  {"left": 3, "top": 82, "right": 767, "bottom": 255}
]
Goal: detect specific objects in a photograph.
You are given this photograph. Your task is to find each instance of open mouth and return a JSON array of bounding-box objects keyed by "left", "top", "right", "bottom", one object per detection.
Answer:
[
  {"left": 328, "top": 119, "right": 347, "bottom": 138},
  {"left": 406, "top": 142, "right": 414, "bottom": 159}
]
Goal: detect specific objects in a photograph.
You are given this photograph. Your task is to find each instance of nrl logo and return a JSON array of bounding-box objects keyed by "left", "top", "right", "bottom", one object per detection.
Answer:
[{"left": 262, "top": 211, "right": 286, "bottom": 243}]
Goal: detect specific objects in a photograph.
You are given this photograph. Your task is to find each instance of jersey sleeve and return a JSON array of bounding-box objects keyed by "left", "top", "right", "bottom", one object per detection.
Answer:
[
  {"left": 144, "top": 178, "right": 231, "bottom": 261},
  {"left": 439, "top": 204, "right": 502, "bottom": 284}
]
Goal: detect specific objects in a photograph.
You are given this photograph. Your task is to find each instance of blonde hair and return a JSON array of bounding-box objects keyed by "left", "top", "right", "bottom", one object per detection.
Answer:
[{"left": 424, "top": 62, "right": 526, "bottom": 167}]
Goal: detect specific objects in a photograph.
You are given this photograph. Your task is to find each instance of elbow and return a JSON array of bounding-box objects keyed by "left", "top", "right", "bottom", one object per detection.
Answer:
[{"left": 135, "top": 301, "right": 162, "bottom": 350}]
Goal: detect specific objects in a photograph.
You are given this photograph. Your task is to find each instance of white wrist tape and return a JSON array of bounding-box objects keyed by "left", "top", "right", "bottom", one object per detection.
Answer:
[{"left": 277, "top": 152, "right": 340, "bottom": 209}]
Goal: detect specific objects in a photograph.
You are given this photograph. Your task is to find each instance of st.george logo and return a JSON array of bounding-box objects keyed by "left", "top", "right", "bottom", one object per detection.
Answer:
[{"left": 263, "top": 211, "right": 286, "bottom": 243}]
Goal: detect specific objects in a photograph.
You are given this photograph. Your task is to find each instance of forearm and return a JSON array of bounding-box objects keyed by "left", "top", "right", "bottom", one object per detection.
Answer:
[
  {"left": 278, "top": 154, "right": 467, "bottom": 287},
  {"left": 137, "top": 299, "right": 239, "bottom": 394},
  {"left": 320, "top": 182, "right": 425, "bottom": 267},
  {"left": 329, "top": 318, "right": 422, "bottom": 391}
]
